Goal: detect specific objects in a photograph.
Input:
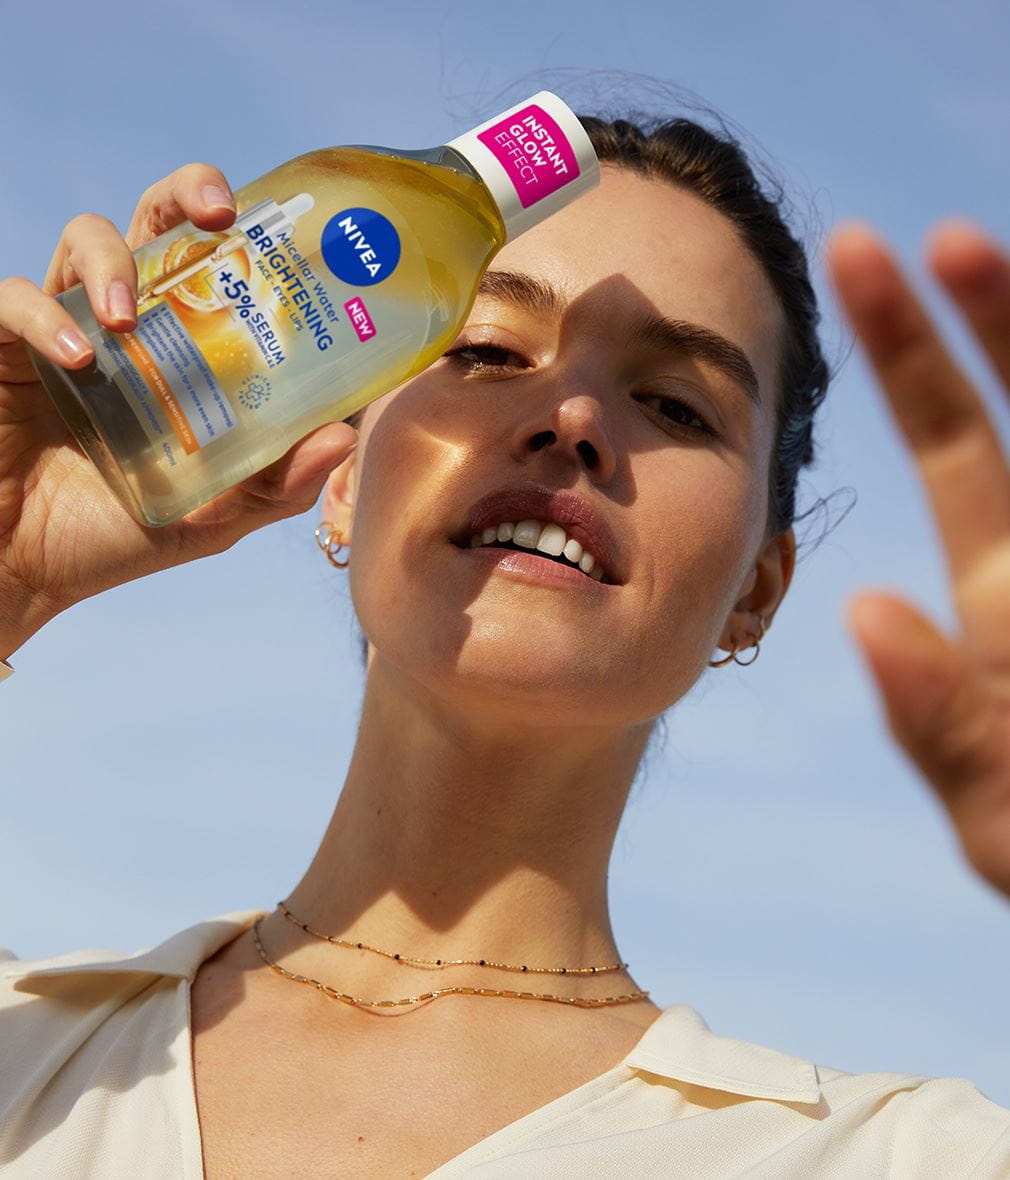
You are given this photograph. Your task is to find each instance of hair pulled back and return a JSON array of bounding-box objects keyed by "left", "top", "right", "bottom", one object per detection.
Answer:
[{"left": 577, "top": 113, "right": 830, "bottom": 538}]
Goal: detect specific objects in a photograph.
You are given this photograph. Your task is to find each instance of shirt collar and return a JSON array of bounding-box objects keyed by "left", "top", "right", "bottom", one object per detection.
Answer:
[
  {"left": 622, "top": 1002, "right": 822, "bottom": 1104},
  {"left": 5, "top": 912, "right": 822, "bottom": 1104},
  {"left": 4, "top": 910, "right": 267, "bottom": 992}
]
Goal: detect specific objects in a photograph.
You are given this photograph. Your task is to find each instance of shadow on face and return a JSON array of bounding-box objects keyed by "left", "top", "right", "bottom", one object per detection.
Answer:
[{"left": 324, "top": 176, "right": 792, "bottom": 731}]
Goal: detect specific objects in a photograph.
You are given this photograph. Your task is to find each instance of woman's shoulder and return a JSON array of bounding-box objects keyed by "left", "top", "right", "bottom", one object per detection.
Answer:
[
  {"left": 0, "top": 910, "right": 264, "bottom": 1083},
  {"left": 1, "top": 909, "right": 265, "bottom": 1005},
  {"left": 625, "top": 1003, "right": 1010, "bottom": 1173},
  {"left": 0, "top": 910, "right": 265, "bottom": 1173}
]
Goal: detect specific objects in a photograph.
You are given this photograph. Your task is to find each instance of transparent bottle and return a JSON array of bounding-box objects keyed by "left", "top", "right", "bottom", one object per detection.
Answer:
[{"left": 28, "top": 92, "right": 599, "bottom": 526}]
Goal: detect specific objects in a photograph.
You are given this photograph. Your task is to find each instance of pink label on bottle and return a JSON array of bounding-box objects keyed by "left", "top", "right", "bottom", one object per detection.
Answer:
[
  {"left": 344, "top": 297, "right": 376, "bottom": 342},
  {"left": 477, "top": 104, "right": 580, "bottom": 209}
]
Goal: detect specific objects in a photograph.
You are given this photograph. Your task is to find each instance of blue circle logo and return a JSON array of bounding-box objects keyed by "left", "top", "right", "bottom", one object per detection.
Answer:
[{"left": 321, "top": 207, "right": 400, "bottom": 287}]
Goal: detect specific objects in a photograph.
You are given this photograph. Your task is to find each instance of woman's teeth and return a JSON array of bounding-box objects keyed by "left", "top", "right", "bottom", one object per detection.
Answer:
[{"left": 466, "top": 519, "right": 605, "bottom": 581}]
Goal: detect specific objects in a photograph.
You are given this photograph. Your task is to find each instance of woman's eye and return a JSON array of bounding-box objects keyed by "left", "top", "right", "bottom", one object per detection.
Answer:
[
  {"left": 444, "top": 342, "right": 528, "bottom": 372},
  {"left": 636, "top": 394, "right": 716, "bottom": 438}
]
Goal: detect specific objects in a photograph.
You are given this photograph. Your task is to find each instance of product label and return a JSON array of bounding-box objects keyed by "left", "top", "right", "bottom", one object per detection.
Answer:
[
  {"left": 244, "top": 220, "right": 335, "bottom": 354},
  {"left": 90, "top": 171, "right": 426, "bottom": 480},
  {"left": 103, "top": 302, "right": 236, "bottom": 456},
  {"left": 321, "top": 207, "right": 401, "bottom": 286},
  {"left": 477, "top": 104, "right": 579, "bottom": 208}
]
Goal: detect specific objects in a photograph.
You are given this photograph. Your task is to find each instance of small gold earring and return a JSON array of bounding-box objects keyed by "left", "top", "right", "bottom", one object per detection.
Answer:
[
  {"left": 315, "top": 520, "right": 350, "bottom": 569},
  {"left": 708, "top": 613, "right": 766, "bottom": 668}
]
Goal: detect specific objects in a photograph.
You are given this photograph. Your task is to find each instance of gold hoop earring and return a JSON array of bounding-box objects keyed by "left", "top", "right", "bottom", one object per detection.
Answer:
[
  {"left": 315, "top": 520, "right": 350, "bottom": 569},
  {"left": 708, "top": 614, "right": 766, "bottom": 668}
]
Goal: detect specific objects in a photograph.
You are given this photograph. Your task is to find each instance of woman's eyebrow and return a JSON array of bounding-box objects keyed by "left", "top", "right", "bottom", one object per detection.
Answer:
[
  {"left": 476, "top": 269, "right": 762, "bottom": 408},
  {"left": 631, "top": 314, "right": 762, "bottom": 408},
  {"left": 477, "top": 268, "right": 568, "bottom": 319}
]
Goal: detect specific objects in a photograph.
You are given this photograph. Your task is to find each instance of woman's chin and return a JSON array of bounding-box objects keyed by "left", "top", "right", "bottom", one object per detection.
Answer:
[{"left": 405, "top": 636, "right": 629, "bottom": 724}]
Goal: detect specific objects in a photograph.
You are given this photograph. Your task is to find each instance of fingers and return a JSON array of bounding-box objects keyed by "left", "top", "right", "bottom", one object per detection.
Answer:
[
  {"left": 13, "top": 162, "right": 237, "bottom": 372},
  {"left": 0, "top": 275, "right": 94, "bottom": 376},
  {"left": 846, "top": 590, "right": 988, "bottom": 794},
  {"left": 826, "top": 222, "right": 1010, "bottom": 586},
  {"left": 42, "top": 212, "right": 139, "bottom": 331},
  {"left": 124, "top": 162, "right": 236, "bottom": 249},
  {"left": 927, "top": 219, "right": 1010, "bottom": 395},
  {"left": 168, "top": 422, "right": 360, "bottom": 557},
  {"left": 845, "top": 588, "right": 1010, "bottom": 895},
  {"left": 1, "top": 208, "right": 135, "bottom": 374},
  {"left": 827, "top": 222, "right": 989, "bottom": 449}
]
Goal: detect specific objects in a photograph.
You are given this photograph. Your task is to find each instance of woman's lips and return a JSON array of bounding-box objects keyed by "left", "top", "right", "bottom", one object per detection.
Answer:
[
  {"left": 456, "top": 543, "right": 615, "bottom": 591},
  {"left": 452, "top": 485, "right": 623, "bottom": 585}
]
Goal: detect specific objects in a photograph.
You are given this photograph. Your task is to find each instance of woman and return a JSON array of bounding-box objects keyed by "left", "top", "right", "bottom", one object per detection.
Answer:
[{"left": 1, "top": 109, "right": 1009, "bottom": 1177}]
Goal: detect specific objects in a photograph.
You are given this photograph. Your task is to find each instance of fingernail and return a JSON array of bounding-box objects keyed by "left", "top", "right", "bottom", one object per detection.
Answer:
[
  {"left": 57, "top": 328, "right": 92, "bottom": 361},
  {"left": 107, "top": 280, "right": 136, "bottom": 323},
  {"left": 202, "top": 183, "right": 234, "bottom": 210}
]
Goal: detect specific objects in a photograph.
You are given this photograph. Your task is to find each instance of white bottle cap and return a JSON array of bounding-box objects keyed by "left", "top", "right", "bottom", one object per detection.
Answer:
[
  {"left": 236, "top": 193, "right": 315, "bottom": 239},
  {"left": 447, "top": 91, "right": 600, "bottom": 242}
]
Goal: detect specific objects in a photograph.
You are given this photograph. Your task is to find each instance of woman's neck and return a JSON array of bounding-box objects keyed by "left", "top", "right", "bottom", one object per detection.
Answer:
[{"left": 281, "top": 654, "right": 653, "bottom": 976}]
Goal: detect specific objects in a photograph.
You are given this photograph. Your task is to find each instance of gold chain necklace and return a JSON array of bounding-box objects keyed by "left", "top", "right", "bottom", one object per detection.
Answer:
[
  {"left": 278, "top": 899, "right": 628, "bottom": 975},
  {"left": 252, "top": 914, "right": 650, "bottom": 1010}
]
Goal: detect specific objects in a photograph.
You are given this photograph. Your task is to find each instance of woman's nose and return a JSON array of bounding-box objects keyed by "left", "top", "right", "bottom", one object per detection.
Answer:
[{"left": 508, "top": 385, "right": 619, "bottom": 484}]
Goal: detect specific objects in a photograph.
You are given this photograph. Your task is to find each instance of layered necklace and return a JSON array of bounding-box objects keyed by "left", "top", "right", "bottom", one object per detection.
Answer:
[{"left": 251, "top": 900, "right": 650, "bottom": 1009}]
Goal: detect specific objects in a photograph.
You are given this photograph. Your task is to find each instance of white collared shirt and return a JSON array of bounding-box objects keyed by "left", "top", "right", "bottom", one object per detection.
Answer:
[{"left": 2, "top": 911, "right": 1008, "bottom": 1177}]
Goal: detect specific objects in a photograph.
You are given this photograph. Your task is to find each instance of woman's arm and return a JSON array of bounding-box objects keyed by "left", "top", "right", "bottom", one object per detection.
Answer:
[{"left": 828, "top": 219, "right": 1010, "bottom": 903}]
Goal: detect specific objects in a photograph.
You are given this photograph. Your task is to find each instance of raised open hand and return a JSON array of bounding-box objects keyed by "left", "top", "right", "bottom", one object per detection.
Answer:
[{"left": 828, "top": 220, "right": 1010, "bottom": 901}]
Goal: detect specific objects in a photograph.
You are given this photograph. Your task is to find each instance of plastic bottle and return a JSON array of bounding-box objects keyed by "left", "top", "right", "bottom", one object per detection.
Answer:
[{"left": 27, "top": 92, "right": 599, "bottom": 526}]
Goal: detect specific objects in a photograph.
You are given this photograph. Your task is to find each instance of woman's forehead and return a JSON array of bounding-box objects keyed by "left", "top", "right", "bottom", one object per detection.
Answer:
[{"left": 487, "top": 166, "right": 783, "bottom": 395}]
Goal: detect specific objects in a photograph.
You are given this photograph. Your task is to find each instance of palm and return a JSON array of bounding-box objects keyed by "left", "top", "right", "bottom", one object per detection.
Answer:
[{"left": 828, "top": 220, "right": 1010, "bottom": 900}]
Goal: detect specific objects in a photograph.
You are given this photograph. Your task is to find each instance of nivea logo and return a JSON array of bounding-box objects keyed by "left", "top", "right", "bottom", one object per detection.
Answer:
[{"left": 321, "top": 207, "right": 400, "bottom": 287}]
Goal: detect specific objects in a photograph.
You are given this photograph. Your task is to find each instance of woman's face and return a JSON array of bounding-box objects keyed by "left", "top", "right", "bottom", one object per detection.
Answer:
[{"left": 323, "top": 166, "right": 795, "bottom": 730}]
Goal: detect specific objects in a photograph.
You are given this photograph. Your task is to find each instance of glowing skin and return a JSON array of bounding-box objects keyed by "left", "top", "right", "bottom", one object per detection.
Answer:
[
  {"left": 190, "top": 170, "right": 798, "bottom": 1172},
  {"left": 188, "top": 168, "right": 792, "bottom": 1151},
  {"left": 329, "top": 167, "right": 791, "bottom": 727},
  {"left": 268, "top": 166, "right": 795, "bottom": 970}
]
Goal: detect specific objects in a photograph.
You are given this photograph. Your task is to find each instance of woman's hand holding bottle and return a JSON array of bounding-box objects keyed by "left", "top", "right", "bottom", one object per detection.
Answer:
[{"left": 0, "top": 163, "right": 359, "bottom": 662}]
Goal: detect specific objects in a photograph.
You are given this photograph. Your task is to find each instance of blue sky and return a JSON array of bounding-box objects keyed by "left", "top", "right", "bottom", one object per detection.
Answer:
[{"left": 3, "top": 0, "right": 1010, "bottom": 1107}]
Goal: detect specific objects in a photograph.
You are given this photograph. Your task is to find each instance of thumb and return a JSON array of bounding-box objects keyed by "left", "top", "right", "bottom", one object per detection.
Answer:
[
  {"left": 171, "top": 421, "right": 359, "bottom": 554},
  {"left": 845, "top": 589, "right": 993, "bottom": 801}
]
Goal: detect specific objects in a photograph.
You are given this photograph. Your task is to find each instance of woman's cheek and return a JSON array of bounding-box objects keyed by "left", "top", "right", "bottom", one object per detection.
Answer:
[{"left": 650, "top": 482, "right": 756, "bottom": 623}]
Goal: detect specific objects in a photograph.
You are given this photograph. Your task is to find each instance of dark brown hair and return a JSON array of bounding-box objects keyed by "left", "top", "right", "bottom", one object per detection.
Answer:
[{"left": 577, "top": 113, "right": 831, "bottom": 540}]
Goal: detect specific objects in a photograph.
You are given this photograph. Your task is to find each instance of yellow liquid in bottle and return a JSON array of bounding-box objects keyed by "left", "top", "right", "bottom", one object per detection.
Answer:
[{"left": 28, "top": 146, "right": 505, "bottom": 525}]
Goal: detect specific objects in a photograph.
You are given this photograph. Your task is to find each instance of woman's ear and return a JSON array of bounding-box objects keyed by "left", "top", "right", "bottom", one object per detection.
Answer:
[
  {"left": 714, "top": 527, "right": 796, "bottom": 655},
  {"left": 320, "top": 449, "right": 357, "bottom": 543}
]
